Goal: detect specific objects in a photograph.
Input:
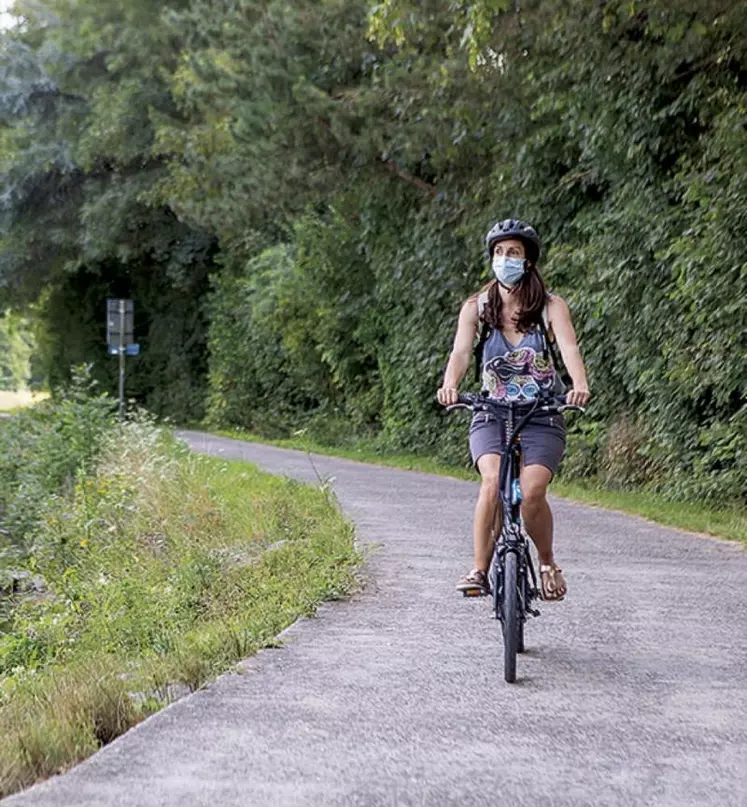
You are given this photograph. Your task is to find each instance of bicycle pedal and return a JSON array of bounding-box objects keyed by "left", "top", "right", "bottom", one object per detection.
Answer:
[
  {"left": 528, "top": 607, "right": 541, "bottom": 617},
  {"left": 462, "top": 588, "right": 488, "bottom": 598}
]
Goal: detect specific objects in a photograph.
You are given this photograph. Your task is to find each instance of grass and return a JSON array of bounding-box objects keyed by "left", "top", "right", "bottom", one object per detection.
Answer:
[
  {"left": 214, "top": 429, "right": 477, "bottom": 479},
  {"left": 0, "top": 432, "right": 360, "bottom": 796},
  {"left": 550, "top": 480, "right": 746, "bottom": 543},
  {"left": 214, "top": 428, "right": 747, "bottom": 544}
]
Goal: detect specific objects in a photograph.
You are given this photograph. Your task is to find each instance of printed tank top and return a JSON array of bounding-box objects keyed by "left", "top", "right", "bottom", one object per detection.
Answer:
[{"left": 481, "top": 327, "right": 556, "bottom": 402}]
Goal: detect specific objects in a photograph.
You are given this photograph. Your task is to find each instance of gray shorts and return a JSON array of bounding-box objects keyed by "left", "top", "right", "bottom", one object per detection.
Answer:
[{"left": 469, "top": 410, "right": 566, "bottom": 476}]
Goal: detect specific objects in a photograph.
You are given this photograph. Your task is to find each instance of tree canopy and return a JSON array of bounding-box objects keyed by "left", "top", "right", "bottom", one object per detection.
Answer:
[{"left": 1, "top": 0, "right": 745, "bottom": 504}]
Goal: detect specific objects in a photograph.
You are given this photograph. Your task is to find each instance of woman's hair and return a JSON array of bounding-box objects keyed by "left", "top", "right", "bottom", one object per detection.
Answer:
[{"left": 476, "top": 261, "right": 549, "bottom": 333}]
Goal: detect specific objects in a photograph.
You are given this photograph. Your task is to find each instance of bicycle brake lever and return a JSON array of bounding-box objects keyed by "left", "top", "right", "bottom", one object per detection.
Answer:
[{"left": 536, "top": 404, "right": 586, "bottom": 414}]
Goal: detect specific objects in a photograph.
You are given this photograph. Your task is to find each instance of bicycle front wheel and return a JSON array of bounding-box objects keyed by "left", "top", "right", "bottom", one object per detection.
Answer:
[{"left": 502, "top": 549, "right": 519, "bottom": 683}]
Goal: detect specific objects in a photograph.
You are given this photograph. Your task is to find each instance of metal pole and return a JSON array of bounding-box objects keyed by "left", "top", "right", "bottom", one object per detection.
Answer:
[{"left": 118, "top": 299, "right": 125, "bottom": 421}]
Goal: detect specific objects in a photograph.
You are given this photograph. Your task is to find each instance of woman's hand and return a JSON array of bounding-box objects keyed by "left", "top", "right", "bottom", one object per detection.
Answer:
[
  {"left": 437, "top": 386, "right": 459, "bottom": 406},
  {"left": 566, "top": 387, "right": 590, "bottom": 407}
]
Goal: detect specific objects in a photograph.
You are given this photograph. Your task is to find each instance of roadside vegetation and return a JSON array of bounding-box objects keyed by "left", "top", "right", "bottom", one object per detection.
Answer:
[
  {"left": 216, "top": 428, "right": 747, "bottom": 544},
  {"left": 0, "top": 374, "right": 359, "bottom": 796}
]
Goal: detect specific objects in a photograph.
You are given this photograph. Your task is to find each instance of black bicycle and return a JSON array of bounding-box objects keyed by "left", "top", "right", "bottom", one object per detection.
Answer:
[{"left": 447, "top": 393, "right": 584, "bottom": 683}]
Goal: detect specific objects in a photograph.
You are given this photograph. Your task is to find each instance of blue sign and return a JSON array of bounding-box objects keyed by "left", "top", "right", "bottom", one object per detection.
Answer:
[{"left": 108, "top": 344, "right": 140, "bottom": 356}]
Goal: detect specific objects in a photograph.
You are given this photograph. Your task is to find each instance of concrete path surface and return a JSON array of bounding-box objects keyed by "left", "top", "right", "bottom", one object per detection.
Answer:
[{"left": 5, "top": 433, "right": 746, "bottom": 807}]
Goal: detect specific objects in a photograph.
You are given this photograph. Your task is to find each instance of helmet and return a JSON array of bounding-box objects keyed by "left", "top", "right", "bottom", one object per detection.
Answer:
[{"left": 485, "top": 218, "right": 541, "bottom": 263}]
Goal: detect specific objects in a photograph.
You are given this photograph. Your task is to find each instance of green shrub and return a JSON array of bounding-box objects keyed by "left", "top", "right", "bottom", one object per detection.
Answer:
[
  {"left": 0, "top": 367, "right": 117, "bottom": 553},
  {"left": 559, "top": 420, "right": 604, "bottom": 481},
  {"left": 0, "top": 410, "right": 359, "bottom": 796}
]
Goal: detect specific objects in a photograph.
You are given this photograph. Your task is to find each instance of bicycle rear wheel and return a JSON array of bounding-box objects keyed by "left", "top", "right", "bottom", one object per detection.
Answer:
[{"left": 502, "top": 549, "right": 519, "bottom": 683}]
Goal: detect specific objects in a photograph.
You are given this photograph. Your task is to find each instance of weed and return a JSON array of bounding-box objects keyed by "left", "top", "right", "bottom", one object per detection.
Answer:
[{"left": 0, "top": 406, "right": 359, "bottom": 795}]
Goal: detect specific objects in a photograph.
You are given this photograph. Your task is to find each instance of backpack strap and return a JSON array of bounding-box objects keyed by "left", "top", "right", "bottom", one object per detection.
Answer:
[
  {"left": 473, "top": 291, "right": 490, "bottom": 384},
  {"left": 538, "top": 296, "right": 573, "bottom": 390}
]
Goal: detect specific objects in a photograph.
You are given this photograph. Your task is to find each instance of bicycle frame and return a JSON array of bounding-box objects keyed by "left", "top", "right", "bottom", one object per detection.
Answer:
[
  {"left": 446, "top": 391, "right": 584, "bottom": 680},
  {"left": 490, "top": 401, "right": 540, "bottom": 626}
]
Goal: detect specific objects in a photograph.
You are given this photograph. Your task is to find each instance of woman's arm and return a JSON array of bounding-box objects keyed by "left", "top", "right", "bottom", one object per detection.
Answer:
[
  {"left": 547, "top": 295, "right": 590, "bottom": 407},
  {"left": 437, "top": 299, "right": 480, "bottom": 406}
]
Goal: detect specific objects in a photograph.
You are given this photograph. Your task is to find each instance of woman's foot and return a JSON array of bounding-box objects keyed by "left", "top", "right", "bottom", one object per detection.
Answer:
[
  {"left": 539, "top": 563, "right": 567, "bottom": 601},
  {"left": 456, "top": 568, "right": 489, "bottom": 594}
]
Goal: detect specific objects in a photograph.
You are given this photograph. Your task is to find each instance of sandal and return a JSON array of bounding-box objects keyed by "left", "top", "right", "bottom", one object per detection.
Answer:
[
  {"left": 539, "top": 564, "right": 567, "bottom": 601},
  {"left": 456, "top": 568, "right": 489, "bottom": 594}
]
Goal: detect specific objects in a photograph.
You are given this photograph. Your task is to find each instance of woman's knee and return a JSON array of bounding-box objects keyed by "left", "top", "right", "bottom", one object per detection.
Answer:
[
  {"left": 521, "top": 482, "right": 548, "bottom": 507},
  {"left": 520, "top": 465, "right": 552, "bottom": 507},
  {"left": 479, "top": 471, "right": 500, "bottom": 496},
  {"left": 477, "top": 455, "right": 501, "bottom": 496}
]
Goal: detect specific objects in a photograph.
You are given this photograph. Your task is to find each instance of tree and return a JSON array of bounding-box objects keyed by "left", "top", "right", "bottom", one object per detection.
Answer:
[{"left": 0, "top": 0, "right": 217, "bottom": 419}]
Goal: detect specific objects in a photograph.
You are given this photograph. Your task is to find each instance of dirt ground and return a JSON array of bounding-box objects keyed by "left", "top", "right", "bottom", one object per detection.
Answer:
[{"left": 0, "top": 390, "right": 48, "bottom": 411}]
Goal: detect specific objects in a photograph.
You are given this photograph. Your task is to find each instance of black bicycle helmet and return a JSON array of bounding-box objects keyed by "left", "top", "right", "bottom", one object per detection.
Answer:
[{"left": 485, "top": 218, "right": 541, "bottom": 263}]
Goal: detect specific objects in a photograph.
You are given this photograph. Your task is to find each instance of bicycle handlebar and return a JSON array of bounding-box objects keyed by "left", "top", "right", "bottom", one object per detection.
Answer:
[{"left": 444, "top": 392, "right": 585, "bottom": 417}]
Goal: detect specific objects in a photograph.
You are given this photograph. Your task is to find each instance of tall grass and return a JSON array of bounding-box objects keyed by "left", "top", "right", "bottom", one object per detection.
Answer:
[{"left": 0, "top": 399, "right": 359, "bottom": 796}]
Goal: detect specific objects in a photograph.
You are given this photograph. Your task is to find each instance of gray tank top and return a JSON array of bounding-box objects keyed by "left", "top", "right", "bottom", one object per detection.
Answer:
[{"left": 477, "top": 292, "right": 557, "bottom": 402}]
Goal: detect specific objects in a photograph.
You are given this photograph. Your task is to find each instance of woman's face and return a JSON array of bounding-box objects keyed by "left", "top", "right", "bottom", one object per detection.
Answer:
[{"left": 492, "top": 238, "right": 526, "bottom": 259}]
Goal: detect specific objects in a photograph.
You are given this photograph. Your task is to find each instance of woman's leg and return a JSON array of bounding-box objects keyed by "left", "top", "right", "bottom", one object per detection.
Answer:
[
  {"left": 519, "top": 463, "right": 566, "bottom": 597},
  {"left": 519, "top": 463, "right": 553, "bottom": 564},
  {"left": 472, "top": 453, "right": 502, "bottom": 571}
]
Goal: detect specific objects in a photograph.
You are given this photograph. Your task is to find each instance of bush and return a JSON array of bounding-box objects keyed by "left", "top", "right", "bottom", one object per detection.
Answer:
[
  {"left": 600, "top": 417, "right": 664, "bottom": 490},
  {"left": 0, "top": 406, "right": 358, "bottom": 795},
  {"left": 0, "top": 366, "right": 117, "bottom": 553},
  {"left": 559, "top": 420, "right": 604, "bottom": 481}
]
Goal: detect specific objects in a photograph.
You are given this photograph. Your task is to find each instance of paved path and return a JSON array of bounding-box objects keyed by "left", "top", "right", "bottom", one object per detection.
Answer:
[{"left": 5, "top": 433, "right": 746, "bottom": 807}]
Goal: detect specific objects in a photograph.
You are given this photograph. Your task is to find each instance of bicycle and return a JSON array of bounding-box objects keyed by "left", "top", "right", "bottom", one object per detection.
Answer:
[{"left": 446, "top": 392, "right": 584, "bottom": 683}]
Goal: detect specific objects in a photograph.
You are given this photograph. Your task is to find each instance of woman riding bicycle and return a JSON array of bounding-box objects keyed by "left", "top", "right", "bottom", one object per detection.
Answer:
[{"left": 436, "top": 219, "right": 590, "bottom": 601}]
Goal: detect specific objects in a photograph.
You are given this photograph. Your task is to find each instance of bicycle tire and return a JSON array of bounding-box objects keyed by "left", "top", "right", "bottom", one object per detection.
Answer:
[
  {"left": 503, "top": 549, "right": 519, "bottom": 683},
  {"left": 492, "top": 557, "right": 501, "bottom": 620},
  {"left": 517, "top": 553, "right": 526, "bottom": 653}
]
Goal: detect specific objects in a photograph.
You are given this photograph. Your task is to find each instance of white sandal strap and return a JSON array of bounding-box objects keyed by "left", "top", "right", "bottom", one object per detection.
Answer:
[{"left": 540, "top": 564, "right": 563, "bottom": 573}]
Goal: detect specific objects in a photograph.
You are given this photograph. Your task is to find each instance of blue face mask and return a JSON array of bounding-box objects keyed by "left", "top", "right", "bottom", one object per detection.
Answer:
[{"left": 492, "top": 255, "right": 526, "bottom": 287}]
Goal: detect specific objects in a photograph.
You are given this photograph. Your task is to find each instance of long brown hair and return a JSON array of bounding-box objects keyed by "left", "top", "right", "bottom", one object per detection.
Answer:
[{"left": 476, "top": 261, "right": 549, "bottom": 333}]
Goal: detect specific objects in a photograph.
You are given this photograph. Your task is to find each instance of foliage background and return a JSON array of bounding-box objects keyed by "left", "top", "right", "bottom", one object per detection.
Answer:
[{"left": 1, "top": 0, "right": 745, "bottom": 506}]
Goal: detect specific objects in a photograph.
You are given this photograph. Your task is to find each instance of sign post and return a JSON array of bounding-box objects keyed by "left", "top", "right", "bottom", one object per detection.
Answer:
[
  {"left": 118, "top": 300, "right": 125, "bottom": 421},
  {"left": 106, "top": 299, "right": 138, "bottom": 420}
]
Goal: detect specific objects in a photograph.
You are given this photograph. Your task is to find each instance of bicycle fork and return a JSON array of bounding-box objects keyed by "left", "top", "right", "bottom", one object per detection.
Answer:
[{"left": 493, "top": 539, "right": 541, "bottom": 622}]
